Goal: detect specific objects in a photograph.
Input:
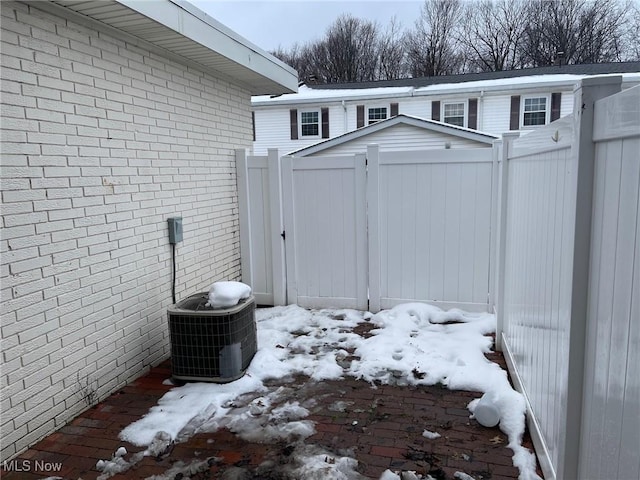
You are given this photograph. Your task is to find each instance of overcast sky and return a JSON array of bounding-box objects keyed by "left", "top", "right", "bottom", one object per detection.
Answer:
[{"left": 190, "top": 0, "right": 424, "bottom": 53}]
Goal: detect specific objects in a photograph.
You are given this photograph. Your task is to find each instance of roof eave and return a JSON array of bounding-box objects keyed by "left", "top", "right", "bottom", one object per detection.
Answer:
[{"left": 33, "top": 0, "right": 298, "bottom": 95}]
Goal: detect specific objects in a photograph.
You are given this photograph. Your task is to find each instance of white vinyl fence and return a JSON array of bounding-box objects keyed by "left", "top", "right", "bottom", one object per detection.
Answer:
[
  {"left": 236, "top": 149, "right": 286, "bottom": 306},
  {"left": 238, "top": 146, "right": 496, "bottom": 312},
  {"left": 497, "top": 77, "right": 640, "bottom": 480}
]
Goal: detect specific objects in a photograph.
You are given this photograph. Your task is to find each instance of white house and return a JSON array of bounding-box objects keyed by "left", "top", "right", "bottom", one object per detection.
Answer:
[
  {"left": 252, "top": 62, "right": 640, "bottom": 155},
  {"left": 0, "top": 0, "right": 297, "bottom": 460}
]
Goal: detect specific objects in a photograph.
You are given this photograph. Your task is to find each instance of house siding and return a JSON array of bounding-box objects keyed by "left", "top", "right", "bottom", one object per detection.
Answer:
[
  {"left": 0, "top": 0, "right": 251, "bottom": 460},
  {"left": 346, "top": 104, "right": 360, "bottom": 133},
  {"left": 254, "top": 108, "right": 291, "bottom": 153},
  {"left": 560, "top": 91, "right": 574, "bottom": 118},
  {"left": 397, "top": 98, "right": 430, "bottom": 118},
  {"left": 481, "top": 96, "right": 512, "bottom": 135}
]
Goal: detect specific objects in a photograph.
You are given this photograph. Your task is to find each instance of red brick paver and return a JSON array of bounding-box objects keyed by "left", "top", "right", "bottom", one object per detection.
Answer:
[{"left": 1, "top": 343, "right": 541, "bottom": 479}]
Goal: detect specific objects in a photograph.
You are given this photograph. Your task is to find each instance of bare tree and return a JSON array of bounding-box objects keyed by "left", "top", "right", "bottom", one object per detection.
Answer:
[
  {"left": 459, "top": 0, "right": 527, "bottom": 72},
  {"left": 271, "top": 43, "right": 314, "bottom": 82},
  {"left": 518, "top": 0, "right": 578, "bottom": 66},
  {"left": 313, "top": 14, "right": 380, "bottom": 83},
  {"left": 272, "top": 0, "right": 635, "bottom": 83},
  {"left": 574, "top": 0, "right": 629, "bottom": 63},
  {"left": 622, "top": 0, "right": 640, "bottom": 60},
  {"left": 519, "top": 0, "right": 629, "bottom": 66},
  {"left": 377, "top": 17, "right": 409, "bottom": 80},
  {"left": 405, "top": 0, "right": 464, "bottom": 77}
]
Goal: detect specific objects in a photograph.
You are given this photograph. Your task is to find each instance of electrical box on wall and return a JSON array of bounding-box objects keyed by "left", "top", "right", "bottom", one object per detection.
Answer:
[{"left": 168, "top": 217, "right": 183, "bottom": 244}]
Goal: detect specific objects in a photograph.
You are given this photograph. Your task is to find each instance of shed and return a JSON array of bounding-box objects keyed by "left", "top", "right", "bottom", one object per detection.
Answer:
[{"left": 288, "top": 114, "right": 498, "bottom": 156}]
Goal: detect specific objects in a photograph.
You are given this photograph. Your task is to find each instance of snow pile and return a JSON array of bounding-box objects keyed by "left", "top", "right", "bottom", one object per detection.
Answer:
[
  {"left": 380, "top": 471, "right": 422, "bottom": 480},
  {"left": 205, "top": 281, "right": 251, "bottom": 308},
  {"left": 287, "top": 446, "right": 365, "bottom": 480},
  {"left": 145, "top": 459, "right": 219, "bottom": 480},
  {"left": 348, "top": 303, "right": 497, "bottom": 386},
  {"left": 96, "top": 457, "right": 129, "bottom": 479},
  {"left": 454, "top": 472, "right": 478, "bottom": 480},
  {"left": 422, "top": 429, "right": 441, "bottom": 440},
  {"left": 116, "top": 303, "right": 540, "bottom": 480},
  {"left": 218, "top": 395, "right": 315, "bottom": 443},
  {"left": 120, "top": 376, "right": 264, "bottom": 446}
]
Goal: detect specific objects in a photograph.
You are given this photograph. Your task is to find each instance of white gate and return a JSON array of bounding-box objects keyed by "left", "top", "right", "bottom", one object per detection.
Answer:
[
  {"left": 368, "top": 147, "right": 495, "bottom": 312},
  {"left": 281, "top": 154, "right": 368, "bottom": 309},
  {"left": 239, "top": 145, "right": 497, "bottom": 312}
]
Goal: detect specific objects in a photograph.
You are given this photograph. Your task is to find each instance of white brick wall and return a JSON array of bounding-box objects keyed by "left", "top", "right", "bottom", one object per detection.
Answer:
[{"left": 0, "top": 1, "right": 252, "bottom": 460}]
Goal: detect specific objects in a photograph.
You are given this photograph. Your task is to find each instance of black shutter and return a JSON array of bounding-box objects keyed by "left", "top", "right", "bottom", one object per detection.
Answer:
[
  {"left": 290, "top": 109, "right": 298, "bottom": 139},
  {"left": 431, "top": 101, "right": 440, "bottom": 121},
  {"left": 468, "top": 98, "right": 478, "bottom": 130},
  {"left": 510, "top": 96, "right": 521, "bottom": 130},
  {"left": 251, "top": 111, "right": 256, "bottom": 141},
  {"left": 357, "top": 105, "right": 365, "bottom": 128},
  {"left": 390, "top": 102, "right": 399, "bottom": 117},
  {"left": 551, "top": 92, "right": 562, "bottom": 122},
  {"left": 321, "top": 108, "right": 329, "bottom": 138}
]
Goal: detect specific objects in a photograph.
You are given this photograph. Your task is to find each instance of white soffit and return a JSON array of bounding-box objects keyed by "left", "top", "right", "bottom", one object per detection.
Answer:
[{"left": 41, "top": 0, "right": 297, "bottom": 94}]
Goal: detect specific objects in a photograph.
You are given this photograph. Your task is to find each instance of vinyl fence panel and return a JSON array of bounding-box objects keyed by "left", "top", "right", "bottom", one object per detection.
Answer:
[
  {"left": 579, "top": 84, "right": 640, "bottom": 480},
  {"left": 237, "top": 149, "right": 285, "bottom": 305},
  {"left": 281, "top": 154, "right": 368, "bottom": 310},
  {"left": 369, "top": 148, "right": 494, "bottom": 312},
  {"left": 501, "top": 137, "right": 576, "bottom": 478}
]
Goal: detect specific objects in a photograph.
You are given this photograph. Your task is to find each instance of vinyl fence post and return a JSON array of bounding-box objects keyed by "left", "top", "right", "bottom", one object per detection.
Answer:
[
  {"left": 494, "top": 132, "right": 519, "bottom": 351},
  {"left": 487, "top": 140, "right": 500, "bottom": 315},
  {"left": 236, "top": 149, "right": 253, "bottom": 290},
  {"left": 561, "top": 75, "right": 622, "bottom": 480}
]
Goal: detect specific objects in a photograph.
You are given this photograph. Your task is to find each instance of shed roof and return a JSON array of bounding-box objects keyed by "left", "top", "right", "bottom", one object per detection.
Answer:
[
  {"left": 288, "top": 114, "right": 499, "bottom": 156},
  {"left": 29, "top": 0, "right": 297, "bottom": 95}
]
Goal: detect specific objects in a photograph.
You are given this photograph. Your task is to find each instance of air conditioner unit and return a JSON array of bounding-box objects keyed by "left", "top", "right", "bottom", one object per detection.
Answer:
[{"left": 168, "top": 293, "right": 257, "bottom": 383}]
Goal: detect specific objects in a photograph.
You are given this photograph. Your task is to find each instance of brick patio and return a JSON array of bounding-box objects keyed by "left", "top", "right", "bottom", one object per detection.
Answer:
[{"left": 1, "top": 344, "right": 540, "bottom": 480}]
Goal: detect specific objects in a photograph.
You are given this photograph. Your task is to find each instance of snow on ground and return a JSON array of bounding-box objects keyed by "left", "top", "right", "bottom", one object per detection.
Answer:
[{"left": 111, "top": 303, "right": 540, "bottom": 480}]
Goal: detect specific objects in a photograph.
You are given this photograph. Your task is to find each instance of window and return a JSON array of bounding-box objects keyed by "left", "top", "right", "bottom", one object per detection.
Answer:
[
  {"left": 443, "top": 102, "right": 465, "bottom": 127},
  {"left": 300, "top": 110, "right": 320, "bottom": 136},
  {"left": 368, "top": 107, "right": 387, "bottom": 124},
  {"left": 522, "top": 97, "right": 547, "bottom": 127}
]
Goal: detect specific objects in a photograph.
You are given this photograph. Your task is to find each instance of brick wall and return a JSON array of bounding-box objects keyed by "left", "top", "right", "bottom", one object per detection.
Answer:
[{"left": 0, "top": 1, "right": 251, "bottom": 460}]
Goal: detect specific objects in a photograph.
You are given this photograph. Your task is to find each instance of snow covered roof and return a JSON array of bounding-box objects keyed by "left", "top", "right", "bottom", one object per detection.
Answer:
[
  {"left": 252, "top": 63, "right": 640, "bottom": 105},
  {"left": 288, "top": 114, "right": 498, "bottom": 156}
]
